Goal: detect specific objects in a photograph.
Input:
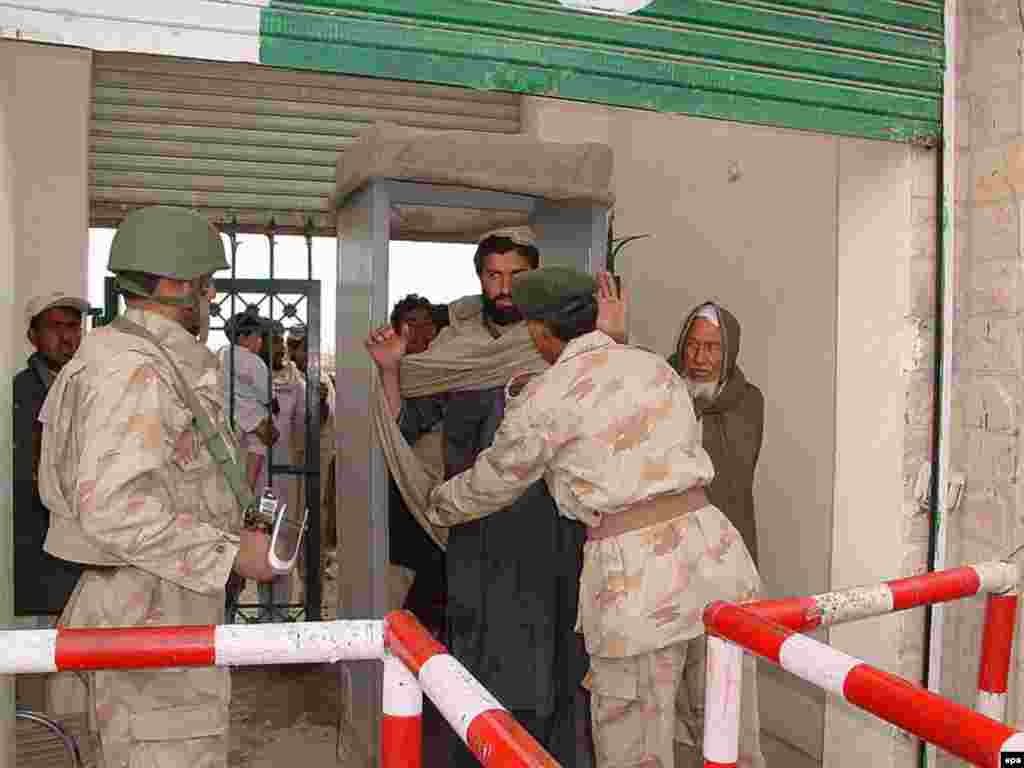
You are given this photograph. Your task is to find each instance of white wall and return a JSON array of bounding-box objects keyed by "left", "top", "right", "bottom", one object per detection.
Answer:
[
  {"left": 826, "top": 138, "right": 918, "bottom": 768},
  {"left": 3, "top": 39, "right": 92, "bottom": 362}
]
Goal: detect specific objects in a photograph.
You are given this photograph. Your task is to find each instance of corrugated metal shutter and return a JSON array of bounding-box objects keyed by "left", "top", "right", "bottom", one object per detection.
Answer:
[
  {"left": 258, "top": 0, "right": 942, "bottom": 145},
  {"left": 89, "top": 51, "right": 522, "bottom": 233}
]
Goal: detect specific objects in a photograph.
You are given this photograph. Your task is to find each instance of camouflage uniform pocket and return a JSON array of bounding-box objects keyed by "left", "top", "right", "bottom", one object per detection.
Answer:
[{"left": 586, "top": 656, "right": 644, "bottom": 767}]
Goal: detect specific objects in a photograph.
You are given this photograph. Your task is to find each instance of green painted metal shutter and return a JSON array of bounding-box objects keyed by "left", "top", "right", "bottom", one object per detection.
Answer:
[
  {"left": 258, "top": 0, "right": 942, "bottom": 144},
  {"left": 89, "top": 51, "right": 522, "bottom": 232}
]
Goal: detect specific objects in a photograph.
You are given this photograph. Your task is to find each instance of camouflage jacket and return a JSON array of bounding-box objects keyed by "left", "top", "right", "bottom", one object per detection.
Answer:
[
  {"left": 428, "top": 330, "right": 714, "bottom": 528},
  {"left": 39, "top": 307, "right": 241, "bottom": 594}
]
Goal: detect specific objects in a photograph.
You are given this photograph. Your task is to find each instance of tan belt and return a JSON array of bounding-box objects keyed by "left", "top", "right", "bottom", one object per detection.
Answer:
[{"left": 587, "top": 486, "right": 709, "bottom": 541}]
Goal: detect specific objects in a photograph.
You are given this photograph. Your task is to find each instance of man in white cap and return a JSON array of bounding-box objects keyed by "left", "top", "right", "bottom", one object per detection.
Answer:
[
  {"left": 668, "top": 300, "right": 765, "bottom": 767},
  {"left": 13, "top": 291, "right": 90, "bottom": 712}
]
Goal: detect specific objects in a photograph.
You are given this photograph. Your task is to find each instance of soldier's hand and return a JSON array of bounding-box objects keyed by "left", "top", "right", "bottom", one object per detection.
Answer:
[
  {"left": 596, "top": 271, "right": 628, "bottom": 344},
  {"left": 364, "top": 324, "right": 408, "bottom": 370},
  {"left": 234, "top": 528, "right": 275, "bottom": 582}
]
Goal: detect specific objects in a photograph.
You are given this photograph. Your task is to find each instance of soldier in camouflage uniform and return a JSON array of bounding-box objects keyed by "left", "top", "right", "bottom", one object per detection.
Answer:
[
  {"left": 38, "top": 206, "right": 275, "bottom": 768},
  {"left": 426, "top": 267, "right": 766, "bottom": 768}
]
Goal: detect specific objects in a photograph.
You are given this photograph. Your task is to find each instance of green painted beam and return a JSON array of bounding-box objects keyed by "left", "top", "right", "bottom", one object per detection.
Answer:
[
  {"left": 662, "top": 0, "right": 943, "bottom": 34},
  {"left": 259, "top": 0, "right": 942, "bottom": 143},
  {"left": 284, "top": 0, "right": 943, "bottom": 64},
  {"left": 261, "top": 10, "right": 939, "bottom": 121},
  {"left": 260, "top": 34, "right": 937, "bottom": 142}
]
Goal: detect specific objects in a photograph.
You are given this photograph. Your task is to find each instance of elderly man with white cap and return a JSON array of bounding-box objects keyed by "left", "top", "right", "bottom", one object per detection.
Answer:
[
  {"left": 13, "top": 291, "right": 90, "bottom": 711},
  {"left": 668, "top": 300, "right": 766, "bottom": 767}
]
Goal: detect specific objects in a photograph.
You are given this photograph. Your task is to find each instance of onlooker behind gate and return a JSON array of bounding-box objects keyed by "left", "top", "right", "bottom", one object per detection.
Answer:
[
  {"left": 386, "top": 294, "right": 447, "bottom": 632},
  {"left": 285, "top": 323, "right": 335, "bottom": 593},
  {"left": 390, "top": 293, "right": 441, "bottom": 354},
  {"left": 219, "top": 308, "right": 278, "bottom": 491},
  {"left": 13, "top": 291, "right": 90, "bottom": 713},
  {"left": 220, "top": 307, "right": 279, "bottom": 623},
  {"left": 257, "top": 319, "right": 306, "bottom": 622}
]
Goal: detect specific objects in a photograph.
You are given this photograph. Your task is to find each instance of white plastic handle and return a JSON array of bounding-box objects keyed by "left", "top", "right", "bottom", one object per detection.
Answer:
[{"left": 267, "top": 503, "right": 308, "bottom": 574}]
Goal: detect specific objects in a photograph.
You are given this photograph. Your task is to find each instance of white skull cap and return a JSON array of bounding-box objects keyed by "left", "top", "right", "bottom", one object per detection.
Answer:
[{"left": 695, "top": 304, "right": 720, "bottom": 327}]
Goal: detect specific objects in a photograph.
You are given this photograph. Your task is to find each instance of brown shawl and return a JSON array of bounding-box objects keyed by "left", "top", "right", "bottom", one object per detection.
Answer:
[{"left": 372, "top": 295, "right": 548, "bottom": 549}]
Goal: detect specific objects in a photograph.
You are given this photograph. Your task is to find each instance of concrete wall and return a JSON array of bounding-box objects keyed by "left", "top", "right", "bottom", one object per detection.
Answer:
[
  {"left": 2, "top": 39, "right": 92, "bottom": 362},
  {"left": 1, "top": 37, "right": 17, "bottom": 768},
  {"left": 826, "top": 140, "right": 937, "bottom": 768},
  {"left": 0, "top": 41, "right": 91, "bottom": 763},
  {"left": 938, "top": 3, "right": 1024, "bottom": 765},
  {"left": 524, "top": 97, "right": 931, "bottom": 767}
]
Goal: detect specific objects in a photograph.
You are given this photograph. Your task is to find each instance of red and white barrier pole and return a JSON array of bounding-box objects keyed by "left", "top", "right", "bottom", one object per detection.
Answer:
[
  {"left": 745, "top": 561, "right": 1018, "bottom": 633},
  {"left": 385, "top": 610, "right": 558, "bottom": 767},
  {"left": 0, "top": 620, "right": 386, "bottom": 673},
  {"left": 705, "top": 602, "right": 1024, "bottom": 768},
  {"left": 977, "top": 592, "right": 1019, "bottom": 722},
  {"left": 382, "top": 652, "right": 422, "bottom": 768},
  {"left": 702, "top": 635, "right": 742, "bottom": 768}
]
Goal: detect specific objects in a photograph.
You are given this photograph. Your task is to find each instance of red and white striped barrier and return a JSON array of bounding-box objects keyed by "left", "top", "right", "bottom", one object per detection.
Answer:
[
  {"left": 383, "top": 652, "right": 423, "bottom": 768},
  {"left": 3, "top": 614, "right": 559, "bottom": 767},
  {"left": 385, "top": 610, "right": 559, "bottom": 767},
  {"left": 977, "top": 592, "right": 1019, "bottom": 722},
  {"left": 703, "top": 635, "right": 743, "bottom": 768},
  {"left": 745, "top": 561, "right": 1017, "bottom": 633},
  {"left": 0, "top": 620, "right": 386, "bottom": 673},
  {"left": 704, "top": 602, "right": 1024, "bottom": 768}
]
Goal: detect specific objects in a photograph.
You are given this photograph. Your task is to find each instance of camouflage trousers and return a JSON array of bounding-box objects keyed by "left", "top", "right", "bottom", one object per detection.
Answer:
[
  {"left": 61, "top": 568, "right": 230, "bottom": 768},
  {"left": 588, "top": 635, "right": 764, "bottom": 768}
]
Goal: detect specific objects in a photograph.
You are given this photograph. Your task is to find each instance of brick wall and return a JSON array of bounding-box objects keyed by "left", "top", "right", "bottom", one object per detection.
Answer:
[{"left": 937, "top": 2, "right": 1023, "bottom": 765}]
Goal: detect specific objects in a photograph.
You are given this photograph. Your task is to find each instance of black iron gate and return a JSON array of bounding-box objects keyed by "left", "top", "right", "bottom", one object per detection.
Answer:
[{"left": 100, "top": 220, "right": 325, "bottom": 622}]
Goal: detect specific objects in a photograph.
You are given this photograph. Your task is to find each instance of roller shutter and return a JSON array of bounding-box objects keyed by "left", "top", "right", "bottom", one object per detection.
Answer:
[{"left": 89, "top": 50, "right": 522, "bottom": 233}]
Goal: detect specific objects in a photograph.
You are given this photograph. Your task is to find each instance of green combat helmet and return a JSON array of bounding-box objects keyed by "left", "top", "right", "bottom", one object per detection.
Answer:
[{"left": 109, "top": 206, "right": 228, "bottom": 342}]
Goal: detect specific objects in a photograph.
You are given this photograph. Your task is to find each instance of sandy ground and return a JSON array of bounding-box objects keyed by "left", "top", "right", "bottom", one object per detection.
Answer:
[{"left": 230, "top": 549, "right": 344, "bottom": 768}]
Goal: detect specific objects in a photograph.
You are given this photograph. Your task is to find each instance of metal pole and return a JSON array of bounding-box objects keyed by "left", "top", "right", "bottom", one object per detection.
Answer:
[
  {"left": 702, "top": 636, "right": 742, "bottom": 768},
  {"left": 386, "top": 611, "right": 560, "bottom": 767},
  {"left": 976, "top": 592, "right": 1018, "bottom": 722},
  {"left": 303, "top": 224, "right": 321, "bottom": 621},
  {"left": 706, "top": 602, "right": 1022, "bottom": 768},
  {"left": 747, "top": 561, "right": 1018, "bottom": 632},
  {"left": 225, "top": 217, "right": 240, "bottom": 430},
  {"left": 0, "top": 621, "right": 386, "bottom": 673},
  {"left": 922, "top": 0, "right": 960, "bottom": 765},
  {"left": 382, "top": 653, "right": 422, "bottom": 768}
]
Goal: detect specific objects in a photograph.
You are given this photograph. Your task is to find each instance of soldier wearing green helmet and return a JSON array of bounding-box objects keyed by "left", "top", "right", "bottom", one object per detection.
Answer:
[
  {"left": 107, "top": 205, "right": 229, "bottom": 342},
  {"left": 38, "top": 205, "right": 275, "bottom": 768}
]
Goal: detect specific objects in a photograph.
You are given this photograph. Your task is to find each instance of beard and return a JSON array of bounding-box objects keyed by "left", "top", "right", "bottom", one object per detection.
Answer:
[
  {"left": 482, "top": 293, "right": 523, "bottom": 326},
  {"left": 685, "top": 377, "right": 720, "bottom": 404}
]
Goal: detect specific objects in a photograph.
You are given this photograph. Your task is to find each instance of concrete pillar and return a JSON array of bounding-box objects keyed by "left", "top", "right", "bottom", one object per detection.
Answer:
[
  {"left": 824, "top": 138, "right": 919, "bottom": 768},
  {"left": 3, "top": 39, "right": 92, "bottom": 363},
  {"left": 0, "top": 40, "right": 92, "bottom": 766},
  {"left": 0, "top": 40, "right": 17, "bottom": 768}
]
